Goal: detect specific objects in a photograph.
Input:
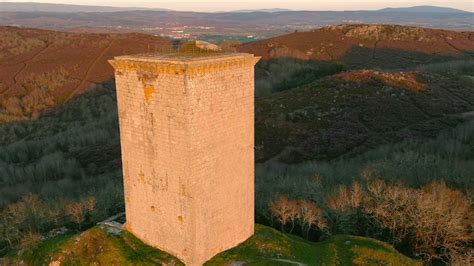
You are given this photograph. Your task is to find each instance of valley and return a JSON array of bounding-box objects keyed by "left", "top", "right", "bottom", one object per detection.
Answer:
[{"left": 0, "top": 20, "right": 473, "bottom": 265}]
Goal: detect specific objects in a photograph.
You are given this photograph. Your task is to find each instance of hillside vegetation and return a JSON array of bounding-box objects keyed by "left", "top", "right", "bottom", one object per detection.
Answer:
[
  {"left": 239, "top": 24, "right": 474, "bottom": 67},
  {"left": 255, "top": 65, "right": 474, "bottom": 162},
  {"left": 1, "top": 24, "right": 473, "bottom": 124},
  {"left": 1, "top": 66, "right": 472, "bottom": 264},
  {"left": 0, "top": 26, "right": 170, "bottom": 123}
]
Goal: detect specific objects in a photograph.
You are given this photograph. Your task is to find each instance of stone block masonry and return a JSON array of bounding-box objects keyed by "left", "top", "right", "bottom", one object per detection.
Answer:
[{"left": 109, "top": 53, "right": 260, "bottom": 265}]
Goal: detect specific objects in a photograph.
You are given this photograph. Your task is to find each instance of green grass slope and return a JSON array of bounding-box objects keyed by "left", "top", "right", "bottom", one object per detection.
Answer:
[
  {"left": 16, "top": 227, "right": 183, "bottom": 265},
  {"left": 13, "top": 224, "right": 419, "bottom": 266},
  {"left": 207, "top": 225, "right": 420, "bottom": 265}
]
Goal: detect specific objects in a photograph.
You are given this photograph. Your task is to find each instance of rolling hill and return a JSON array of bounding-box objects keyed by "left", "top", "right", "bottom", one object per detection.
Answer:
[
  {"left": 0, "top": 26, "right": 170, "bottom": 123},
  {"left": 379, "top": 6, "right": 469, "bottom": 13},
  {"left": 238, "top": 24, "right": 474, "bottom": 66},
  {"left": 254, "top": 68, "right": 474, "bottom": 161},
  {"left": 0, "top": 5, "right": 472, "bottom": 34},
  {"left": 1, "top": 24, "right": 472, "bottom": 124},
  {"left": 237, "top": 24, "right": 474, "bottom": 160}
]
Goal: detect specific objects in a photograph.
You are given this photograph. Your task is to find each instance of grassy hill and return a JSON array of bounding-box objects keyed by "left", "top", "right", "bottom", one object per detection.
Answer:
[{"left": 12, "top": 224, "right": 419, "bottom": 265}]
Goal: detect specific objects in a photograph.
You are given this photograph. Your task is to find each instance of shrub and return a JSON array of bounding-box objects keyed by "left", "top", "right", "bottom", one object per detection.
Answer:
[
  {"left": 19, "top": 230, "right": 42, "bottom": 252},
  {"left": 65, "top": 196, "right": 96, "bottom": 230},
  {"left": 0, "top": 193, "right": 56, "bottom": 251}
]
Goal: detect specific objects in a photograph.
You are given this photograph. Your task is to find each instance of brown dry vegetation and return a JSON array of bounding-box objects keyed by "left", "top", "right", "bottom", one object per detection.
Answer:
[
  {"left": 65, "top": 197, "right": 96, "bottom": 229},
  {"left": 1, "top": 24, "right": 472, "bottom": 124},
  {"left": 17, "top": 67, "right": 74, "bottom": 117},
  {"left": 0, "top": 193, "right": 99, "bottom": 252},
  {"left": 269, "top": 180, "right": 473, "bottom": 263},
  {"left": 0, "top": 31, "right": 46, "bottom": 58},
  {"left": 333, "top": 70, "right": 427, "bottom": 92},
  {"left": 239, "top": 24, "right": 474, "bottom": 62},
  {"left": 0, "top": 26, "right": 171, "bottom": 123},
  {"left": 269, "top": 195, "right": 327, "bottom": 237},
  {"left": 238, "top": 25, "right": 474, "bottom": 75}
]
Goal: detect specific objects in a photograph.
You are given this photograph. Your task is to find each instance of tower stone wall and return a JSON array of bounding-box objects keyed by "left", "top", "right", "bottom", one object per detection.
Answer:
[{"left": 109, "top": 53, "right": 260, "bottom": 265}]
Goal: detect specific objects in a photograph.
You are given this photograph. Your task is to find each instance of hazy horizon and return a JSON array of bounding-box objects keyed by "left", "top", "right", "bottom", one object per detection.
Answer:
[{"left": 1, "top": 0, "right": 473, "bottom": 12}]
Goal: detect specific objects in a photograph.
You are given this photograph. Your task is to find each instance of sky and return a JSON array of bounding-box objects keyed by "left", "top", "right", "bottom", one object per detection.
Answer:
[{"left": 2, "top": 0, "right": 473, "bottom": 12}]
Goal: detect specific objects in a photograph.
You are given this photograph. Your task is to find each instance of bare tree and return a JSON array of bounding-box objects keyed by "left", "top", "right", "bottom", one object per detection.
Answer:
[
  {"left": 325, "top": 182, "right": 364, "bottom": 234},
  {"left": 19, "top": 230, "right": 42, "bottom": 252},
  {"left": 363, "top": 180, "right": 473, "bottom": 262},
  {"left": 297, "top": 200, "right": 327, "bottom": 239},
  {"left": 65, "top": 202, "right": 86, "bottom": 229},
  {"left": 364, "top": 180, "right": 417, "bottom": 242},
  {"left": 269, "top": 194, "right": 299, "bottom": 232},
  {"left": 287, "top": 200, "right": 300, "bottom": 233},
  {"left": 83, "top": 196, "right": 96, "bottom": 214},
  {"left": 412, "top": 181, "right": 472, "bottom": 262},
  {"left": 326, "top": 182, "right": 363, "bottom": 211},
  {"left": 65, "top": 196, "right": 97, "bottom": 230}
]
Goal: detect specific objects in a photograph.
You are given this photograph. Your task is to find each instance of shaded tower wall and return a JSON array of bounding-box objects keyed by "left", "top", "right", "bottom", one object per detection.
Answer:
[{"left": 109, "top": 53, "right": 260, "bottom": 265}]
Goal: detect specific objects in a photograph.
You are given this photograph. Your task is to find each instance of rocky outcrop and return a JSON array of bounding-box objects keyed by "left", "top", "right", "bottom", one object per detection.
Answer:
[
  {"left": 239, "top": 24, "right": 474, "bottom": 61},
  {"left": 333, "top": 70, "right": 427, "bottom": 92},
  {"left": 321, "top": 24, "right": 438, "bottom": 42},
  {"left": 268, "top": 44, "right": 310, "bottom": 60}
]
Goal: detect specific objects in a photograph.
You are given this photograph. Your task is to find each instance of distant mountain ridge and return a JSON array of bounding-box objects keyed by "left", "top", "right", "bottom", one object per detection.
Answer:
[
  {"left": 379, "top": 5, "right": 470, "bottom": 13},
  {"left": 0, "top": 2, "right": 169, "bottom": 12},
  {"left": 0, "top": 3, "right": 472, "bottom": 33},
  {"left": 233, "top": 8, "right": 292, "bottom": 13},
  {"left": 0, "top": 2, "right": 470, "bottom": 14}
]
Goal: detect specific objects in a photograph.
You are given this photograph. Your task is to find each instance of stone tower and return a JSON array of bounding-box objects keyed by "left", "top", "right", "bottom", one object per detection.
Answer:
[{"left": 109, "top": 52, "right": 260, "bottom": 265}]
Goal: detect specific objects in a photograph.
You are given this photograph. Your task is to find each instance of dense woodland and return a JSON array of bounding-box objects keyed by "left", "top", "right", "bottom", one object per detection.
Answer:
[{"left": 0, "top": 58, "right": 473, "bottom": 264}]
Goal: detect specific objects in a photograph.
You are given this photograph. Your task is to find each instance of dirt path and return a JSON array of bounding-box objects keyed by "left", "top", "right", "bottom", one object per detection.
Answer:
[
  {"left": 372, "top": 40, "right": 379, "bottom": 59},
  {"left": 3, "top": 42, "right": 50, "bottom": 95},
  {"left": 64, "top": 39, "right": 114, "bottom": 103},
  {"left": 444, "top": 39, "right": 469, "bottom": 54},
  {"left": 461, "top": 111, "right": 474, "bottom": 118},
  {"left": 271, "top": 258, "right": 306, "bottom": 265},
  {"left": 398, "top": 111, "right": 473, "bottom": 134}
]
